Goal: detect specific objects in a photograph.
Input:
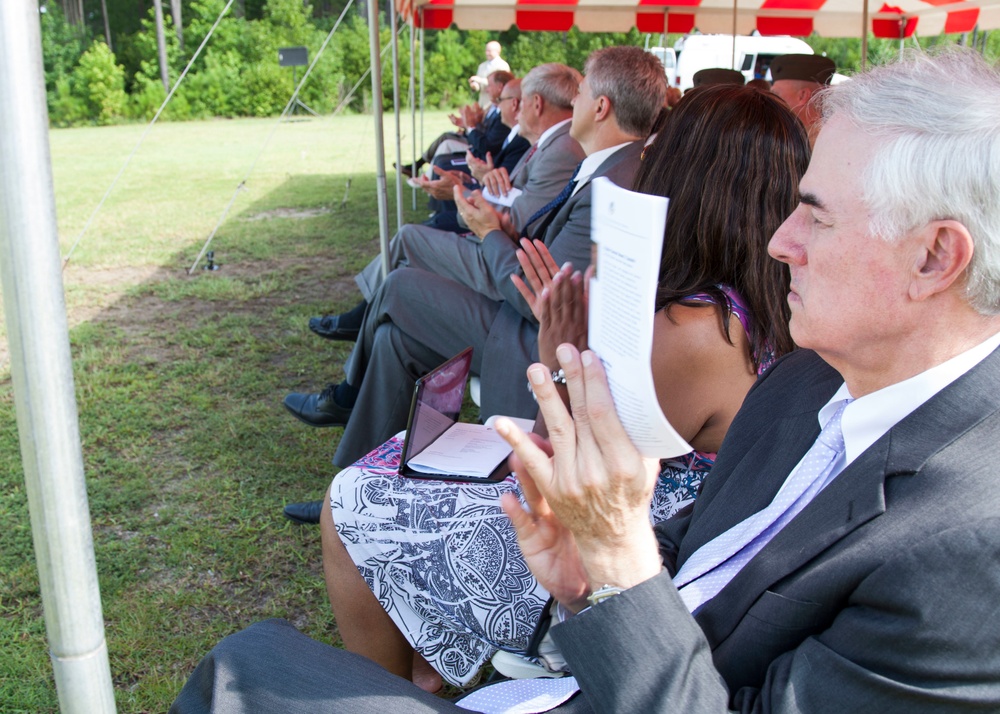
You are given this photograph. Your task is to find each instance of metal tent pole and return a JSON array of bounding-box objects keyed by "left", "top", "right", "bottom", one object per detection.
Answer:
[
  {"left": 0, "top": 4, "right": 116, "bottom": 713},
  {"left": 420, "top": 24, "right": 426, "bottom": 156},
  {"left": 410, "top": 19, "right": 417, "bottom": 210},
  {"left": 731, "top": 0, "right": 738, "bottom": 68},
  {"left": 389, "top": 0, "right": 404, "bottom": 230},
  {"left": 861, "top": 0, "right": 870, "bottom": 69},
  {"left": 368, "top": 0, "right": 391, "bottom": 278}
]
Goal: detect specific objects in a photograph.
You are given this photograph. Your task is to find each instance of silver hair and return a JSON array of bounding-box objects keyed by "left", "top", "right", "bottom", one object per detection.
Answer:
[
  {"left": 521, "top": 63, "right": 582, "bottom": 111},
  {"left": 584, "top": 46, "right": 668, "bottom": 137},
  {"left": 821, "top": 48, "right": 1000, "bottom": 314}
]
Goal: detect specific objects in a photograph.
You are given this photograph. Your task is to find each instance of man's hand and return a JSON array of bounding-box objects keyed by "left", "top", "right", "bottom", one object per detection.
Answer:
[
  {"left": 454, "top": 188, "right": 503, "bottom": 239},
  {"left": 417, "top": 170, "right": 465, "bottom": 201},
  {"left": 448, "top": 112, "right": 467, "bottom": 130},
  {"left": 467, "top": 151, "right": 493, "bottom": 183},
  {"left": 461, "top": 103, "right": 484, "bottom": 130},
  {"left": 496, "top": 346, "right": 662, "bottom": 609},
  {"left": 482, "top": 167, "right": 512, "bottom": 198}
]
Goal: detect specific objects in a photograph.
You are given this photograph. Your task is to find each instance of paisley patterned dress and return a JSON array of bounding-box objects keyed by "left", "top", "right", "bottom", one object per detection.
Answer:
[{"left": 330, "top": 287, "right": 766, "bottom": 686}]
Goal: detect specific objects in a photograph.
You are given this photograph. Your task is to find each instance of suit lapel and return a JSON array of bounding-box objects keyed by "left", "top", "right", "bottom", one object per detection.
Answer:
[
  {"left": 677, "top": 368, "right": 841, "bottom": 562},
  {"left": 510, "top": 122, "right": 569, "bottom": 186},
  {"left": 692, "top": 345, "right": 1000, "bottom": 647},
  {"left": 540, "top": 141, "right": 644, "bottom": 245}
]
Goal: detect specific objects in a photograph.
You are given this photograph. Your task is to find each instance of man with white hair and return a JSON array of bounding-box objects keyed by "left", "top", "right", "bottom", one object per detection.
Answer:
[
  {"left": 470, "top": 40, "right": 510, "bottom": 108},
  {"left": 172, "top": 50, "right": 1000, "bottom": 712}
]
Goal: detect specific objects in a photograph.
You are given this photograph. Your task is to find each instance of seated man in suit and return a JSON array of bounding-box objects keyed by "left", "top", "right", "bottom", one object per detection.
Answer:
[
  {"left": 396, "top": 70, "right": 513, "bottom": 177},
  {"left": 173, "top": 50, "right": 1000, "bottom": 712},
  {"left": 416, "top": 77, "right": 532, "bottom": 232},
  {"left": 285, "top": 46, "right": 666, "bottom": 471},
  {"left": 304, "top": 63, "right": 585, "bottom": 343}
]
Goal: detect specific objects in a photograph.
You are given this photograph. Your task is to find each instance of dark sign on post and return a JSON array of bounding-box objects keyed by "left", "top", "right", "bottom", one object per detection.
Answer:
[{"left": 278, "top": 46, "right": 308, "bottom": 67}]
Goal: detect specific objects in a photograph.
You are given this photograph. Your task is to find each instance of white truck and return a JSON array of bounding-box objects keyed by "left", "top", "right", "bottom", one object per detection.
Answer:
[{"left": 650, "top": 34, "right": 814, "bottom": 91}]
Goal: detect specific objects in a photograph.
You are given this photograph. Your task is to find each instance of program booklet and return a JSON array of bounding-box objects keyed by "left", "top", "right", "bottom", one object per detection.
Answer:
[{"left": 587, "top": 177, "right": 692, "bottom": 460}]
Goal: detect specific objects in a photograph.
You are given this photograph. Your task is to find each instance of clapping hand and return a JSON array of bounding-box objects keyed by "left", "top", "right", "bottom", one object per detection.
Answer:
[
  {"left": 467, "top": 151, "right": 494, "bottom": 183},
  {"left": 461, "top": 103, "right": 484, "bottom": 130},
  {"left": 511, "top": 238, "right": 563, "bottom": 321},
  {"left": 481, "top": 167, "right": 512, "bottom": 198},
  {"left": 419, "top": 169, "right": 466, "bottom": 200},
  {"left": 537, "top": 266, "right": 590, "bottom": 371},
  {"left": 498, "top": 346, "right": 663, "bottom": 612},
  {"left": 453, "top": 188, "right": 502, "bottom": 239}
]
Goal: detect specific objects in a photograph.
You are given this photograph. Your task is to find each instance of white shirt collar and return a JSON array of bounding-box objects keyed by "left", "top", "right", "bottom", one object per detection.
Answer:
[
  {"left": 536, "top": 118, "right": 572, "bottom": 150},
  {"left": 504, "top": 124, "right": 520, "bottom": 145},
  {"left": 820, "top": 330, "right": 1000, "bottom": 468},
  {"left": 571, "top": 141, "right": 633, "bottom": 196}
]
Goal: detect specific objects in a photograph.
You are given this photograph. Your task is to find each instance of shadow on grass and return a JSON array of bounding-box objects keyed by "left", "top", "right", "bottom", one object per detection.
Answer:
[{"left": 0, "top": 171, "right": 431, "bottom": 712}]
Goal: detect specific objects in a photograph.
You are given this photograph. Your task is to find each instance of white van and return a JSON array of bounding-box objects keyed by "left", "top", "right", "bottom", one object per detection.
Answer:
[{"left": 651, "top": 34, "right": 814, "bottom": 91}]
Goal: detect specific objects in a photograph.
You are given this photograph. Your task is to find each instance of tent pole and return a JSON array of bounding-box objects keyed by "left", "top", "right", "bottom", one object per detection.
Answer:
[
  {"left": 0, "top": 4, "right": 116, "bottom": 713},
  {"left": 420, "top": 23, "right": 426, "bottom": 156},
  {"left": 368, "top": 0, "right": 391, "bottom": 278},
  {"left": 731, "top": 0, "right": 738, "bottom": 68},
  {"left": 861, "top": 0, "right": 870, "bottom": 69},
  {"left": 389, "top": 0, "right": 404, "bottom": 230},
  {"left": 410, "top": 19, "right": 417, "bottom": 210}
]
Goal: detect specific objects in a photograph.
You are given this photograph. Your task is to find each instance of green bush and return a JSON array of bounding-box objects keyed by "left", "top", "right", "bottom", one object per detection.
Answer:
[
  {"left": 74, "top": 41, "right": 129, "bottom": 125},
  {"left": 48, "top": 76, "right": 89, "bottom": 127}
]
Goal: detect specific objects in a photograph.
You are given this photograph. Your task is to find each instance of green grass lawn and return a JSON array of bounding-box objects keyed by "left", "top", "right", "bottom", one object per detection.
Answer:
[{"left": 0, "top": 111, "right": 449, "bottom": 712}]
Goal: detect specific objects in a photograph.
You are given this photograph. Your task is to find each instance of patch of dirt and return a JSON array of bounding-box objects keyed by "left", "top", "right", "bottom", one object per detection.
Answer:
[
  {"left": 243, "top": 207, "right": 332, "bottom": 221},
  {"left": 0, "top": 252, "right": 361, "bottom": 381}
]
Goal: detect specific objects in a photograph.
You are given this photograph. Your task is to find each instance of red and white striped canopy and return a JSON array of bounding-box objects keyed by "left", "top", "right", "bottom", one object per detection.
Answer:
[{"left": 398, "top": 0, "right": 1000, "bottom": 38}]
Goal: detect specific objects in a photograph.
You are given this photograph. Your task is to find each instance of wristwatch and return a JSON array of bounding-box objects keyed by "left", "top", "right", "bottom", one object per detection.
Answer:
[{"left": 587, "top": 585, "right": 625, "bottom": 606}]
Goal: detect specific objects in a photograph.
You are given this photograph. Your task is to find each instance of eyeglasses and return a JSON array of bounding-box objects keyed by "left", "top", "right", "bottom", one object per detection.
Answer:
[{"left": 498, "top": 96, "right": 518, "bottom": 103}]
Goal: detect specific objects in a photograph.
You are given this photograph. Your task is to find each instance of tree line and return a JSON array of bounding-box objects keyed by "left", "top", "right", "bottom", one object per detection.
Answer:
[{"left": 39, "top": 0, "right": 998, "bottom": 127}]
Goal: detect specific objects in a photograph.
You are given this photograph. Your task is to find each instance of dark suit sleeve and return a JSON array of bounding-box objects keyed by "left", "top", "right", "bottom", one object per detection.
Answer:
[
  {"left": 465, "top": 112, "right": 508, "bottom": 160},
  {"left": 496, "top": 136, "right": 530, "bottom": 174},
  {"left": 553, "top": 520, "right": 1000, "bottom": 713}
]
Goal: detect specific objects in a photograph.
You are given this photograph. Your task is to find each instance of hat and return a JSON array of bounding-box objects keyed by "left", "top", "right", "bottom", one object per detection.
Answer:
[
  {"left": 770, "top": 54, "right": 836, "bottom": 85},
  {"left": 692, "top": 68, "right": 746, "bottom": 87}
]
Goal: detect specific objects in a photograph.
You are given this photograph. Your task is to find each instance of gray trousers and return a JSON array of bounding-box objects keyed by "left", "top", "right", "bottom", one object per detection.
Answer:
[
  {"left": 334, "top": 266, "right": 502, "bottom": 467},
  {"left": 355, "top": 222, "right": 504, "bottom": 304},
  {"left": 169, "top": 618, "right": 593, "bottom": 713}
]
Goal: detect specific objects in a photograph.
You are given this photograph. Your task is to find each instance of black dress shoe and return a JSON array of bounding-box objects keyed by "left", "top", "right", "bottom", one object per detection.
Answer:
[
  {"left": 284, "top": 500, "right": 324, "bottom": 524},
  {"left": 309, "top": 314, "right": 361, "bottom": 341},
  {"left": 283, "top": 384, "right": 354, "bottom": 427},
  {"left": 393, "top": 160, "right": 424, "bottom": 178}
]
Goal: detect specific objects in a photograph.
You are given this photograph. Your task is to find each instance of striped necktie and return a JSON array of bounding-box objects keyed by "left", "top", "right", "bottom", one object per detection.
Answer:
[{"left": 508, "top": 142, "right": 537, "bottom": 183}]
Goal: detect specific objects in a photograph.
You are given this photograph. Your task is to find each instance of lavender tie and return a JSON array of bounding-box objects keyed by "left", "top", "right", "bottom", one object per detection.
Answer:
[{"left": 674, "top": 399, "right": 852, "bottom": 612}]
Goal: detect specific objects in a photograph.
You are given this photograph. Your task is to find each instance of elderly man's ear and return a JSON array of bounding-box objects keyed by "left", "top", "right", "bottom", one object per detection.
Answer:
[{"left": 908, "top": 220, "right": 975, "bottom": 302}]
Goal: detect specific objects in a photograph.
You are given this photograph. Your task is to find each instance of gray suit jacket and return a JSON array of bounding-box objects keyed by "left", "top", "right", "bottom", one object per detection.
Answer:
[
  {"left": 477, "top": 140, "right": 645, "bottom": 421},
  {"left": 551, "top": 347, "right": 1000, "bottom": 713},
  {"left": 508, "top": 121, "right": 586, "bottom": 233}
]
